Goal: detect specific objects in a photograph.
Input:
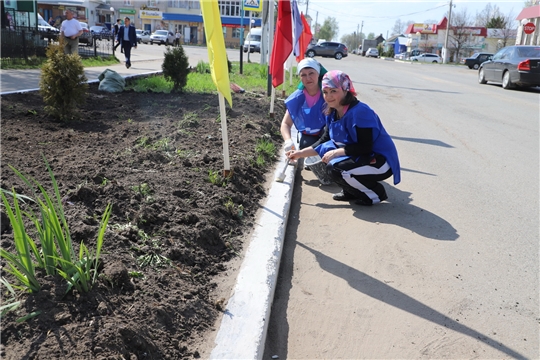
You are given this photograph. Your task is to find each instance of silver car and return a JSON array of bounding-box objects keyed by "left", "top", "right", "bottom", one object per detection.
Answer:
[
  {"left": 410, "top": 53, "right": 441, "bottom": 63},
  {"left": 150, "top": 30, "right": 175, "bottom": 45}
]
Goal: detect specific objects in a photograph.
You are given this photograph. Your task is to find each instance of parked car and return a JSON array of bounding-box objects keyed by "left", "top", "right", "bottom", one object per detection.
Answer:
[
  {"left": 78, "top": 22, "right": 93, "bottom": 46},
  {"left": 410, "top": 53, "right": 441, "bottom": 63},
  {"left": 305, "top": 41, "right": 348, "bottom": 60},
  {"left": 136, "top": 29, "right": 151, "bottom": 44},
  {"left": 150, "top": 30, "right": 175, "bottom": 45},
  {"left": 478, "top": 45, "right": 540, "bottom": 89},
  {"left": 462, "top": 52, "right": 493, "bottom": 69},
  {"left": 89, "top": 25, "right": 113, "bottom": 40},
  {"left": 365, "top": 48, "right": 379, "bottom": 58},
  {"left": 394, "top": 52, "right": 407, "bottom": 60},
  {"left": 37, "top": 14, "right": 59, "bottom": 40}
]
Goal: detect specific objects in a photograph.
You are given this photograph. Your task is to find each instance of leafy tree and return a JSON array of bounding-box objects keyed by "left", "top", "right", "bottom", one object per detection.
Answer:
[
  {"left": 486, "top": 16, "right": 506, "bottom": 28},
  {"left": 317, "top": 17, "right": 339, "bottom": 41},
  {"left": 391, "top": 19, "right": 406, "bottom": 35},
  {"left": 367, "top": 32, "right": 375, "bottom": 40},
  {"left": 340, "top": 32, "right": 363, "bottom": 51}
]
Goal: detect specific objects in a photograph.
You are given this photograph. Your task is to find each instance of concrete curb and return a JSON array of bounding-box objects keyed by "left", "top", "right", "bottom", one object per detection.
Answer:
[
  {"left": 0, "top": 70, "right": 162, "bottom": 96},
  {"left": 210, "top": 143, "right": 297, "bottom": 360}
]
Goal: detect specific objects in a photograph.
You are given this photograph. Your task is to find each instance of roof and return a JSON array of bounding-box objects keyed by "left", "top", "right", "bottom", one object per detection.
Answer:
[{"left": 516, "top": 5, "right": 540, "bottom": 20}]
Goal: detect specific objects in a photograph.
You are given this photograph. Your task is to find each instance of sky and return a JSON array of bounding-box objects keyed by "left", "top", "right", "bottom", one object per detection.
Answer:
[{"left": 302, "top": 0, "right": 527, "bottom": 40}]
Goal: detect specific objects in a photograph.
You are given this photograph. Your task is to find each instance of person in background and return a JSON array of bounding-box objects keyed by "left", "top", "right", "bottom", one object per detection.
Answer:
[
  {"left": 175, "top": 29, "right": 181, "bottom": 46},
  {"left": 113, "top": 19, "right": 122, "bottom": 53},
  {"left": 280, "top": 58, "right": 327, "bottom": 163},
  {"left": 60, "top": 9, "right": 83, "bottom": 55},
  {"left": 48, "top": 17, "right": 55, "bottom": 26},
  {"left": 286, "top": 70, "right": 401, "bottom": 206},
  {"left": 117, "top": 17, "right": 137, "bottom": 68}
]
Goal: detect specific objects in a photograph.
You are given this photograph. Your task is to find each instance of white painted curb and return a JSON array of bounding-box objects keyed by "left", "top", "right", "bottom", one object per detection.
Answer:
[{"left": 210, "top": 144, "right": 297, "bottom": 359}]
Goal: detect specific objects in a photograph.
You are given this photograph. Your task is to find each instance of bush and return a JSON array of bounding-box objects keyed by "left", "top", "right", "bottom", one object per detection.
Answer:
[
  {"left": 195, "top": 60, "right": 209, "bottom": 74},
  {"left": 39, "top": 40, "right": 88, "bottom": 120},
  {"left": 162, "top": 45, "right": 190, "bottom": 92}
]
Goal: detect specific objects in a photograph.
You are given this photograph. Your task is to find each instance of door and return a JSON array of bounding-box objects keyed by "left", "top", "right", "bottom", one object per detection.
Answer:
[
  {"left": 184, "top": 27, "right": 190, "bottom": 43},
  {"left": 190, "top": 26, "right": 197, "bottom": 43}
]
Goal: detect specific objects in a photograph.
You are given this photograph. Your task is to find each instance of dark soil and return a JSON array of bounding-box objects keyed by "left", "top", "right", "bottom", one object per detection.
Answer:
[{"left": 0, "top": 83, "right": 285, "bottom": 359}]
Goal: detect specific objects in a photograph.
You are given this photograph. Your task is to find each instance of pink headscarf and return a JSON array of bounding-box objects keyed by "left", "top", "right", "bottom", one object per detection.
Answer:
[{"left": 321, "top": 70, "right": 357, "bottom": 96}]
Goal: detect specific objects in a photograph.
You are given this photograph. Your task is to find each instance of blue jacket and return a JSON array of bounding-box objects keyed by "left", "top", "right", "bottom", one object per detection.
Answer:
[
  {"left": 117, "top": 25, "right": 137, "bottom": 47},
  {"left": 284, "top": 89, "right": 326, "bottom": 135},
  {"left": 315, "top": 102, "right": 401, "bottom": 185}
]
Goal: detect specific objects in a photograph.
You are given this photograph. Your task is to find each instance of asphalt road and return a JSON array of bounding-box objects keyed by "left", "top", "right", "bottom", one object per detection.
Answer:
[{"left": 264, "top": 55, "right": 539, "bottom": 359}]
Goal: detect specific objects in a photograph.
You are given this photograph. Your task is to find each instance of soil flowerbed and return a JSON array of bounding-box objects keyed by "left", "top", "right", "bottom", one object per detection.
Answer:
[{"left": 0, "top": 83, "right": 285, "bottom": 359}]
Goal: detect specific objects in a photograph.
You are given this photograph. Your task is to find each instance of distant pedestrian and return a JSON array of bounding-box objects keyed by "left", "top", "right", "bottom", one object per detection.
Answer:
[
  {"left": 287, "top": 70, "right": 401, "bottom": 206},
  {"left": 113, "top": 19, "right": 123, "bottom": 53},
  {"left": 48, "top": 17, "right": 54, "bottom": 26},
  {"left": 60, "top": 9, "right": 83, "bottom": 55},
  {"left": 175, "top": 30, "right": 181, "bottom": 46},
  {"left": 117, "top": 17, "right": 137, "bottom": 68}
]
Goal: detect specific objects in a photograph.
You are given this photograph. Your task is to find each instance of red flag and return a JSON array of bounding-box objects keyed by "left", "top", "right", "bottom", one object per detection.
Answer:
[
  {"left": 296, "top": 13, "right": 313, "bottom": 63},
  {"left": 270, "top": 0, "right": 293, "bottom": 88}
]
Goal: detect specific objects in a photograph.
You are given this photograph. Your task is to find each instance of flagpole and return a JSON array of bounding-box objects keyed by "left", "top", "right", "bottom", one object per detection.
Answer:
[
  {"left": 282, "top": 69, "right": 286, "bottom": 98},
  {"left": 270, "top": 86, "right": 275, "bottom": 118},
  {"left": 219, "top": 93, "right": 231, "bottom": 175}
]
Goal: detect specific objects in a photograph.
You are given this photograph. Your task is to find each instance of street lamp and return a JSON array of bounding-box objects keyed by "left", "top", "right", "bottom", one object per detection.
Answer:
[
  {"left": 247, "top": 18, "right": 255, "bottom": 62},
  {"left": 110, "top": 7, "right": 115, "bottom": 55}
]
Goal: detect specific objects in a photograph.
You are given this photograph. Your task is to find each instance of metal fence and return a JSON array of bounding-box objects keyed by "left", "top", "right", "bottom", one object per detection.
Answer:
[{"left": 1, "top": 28, "right": 114, "bottom": 60}]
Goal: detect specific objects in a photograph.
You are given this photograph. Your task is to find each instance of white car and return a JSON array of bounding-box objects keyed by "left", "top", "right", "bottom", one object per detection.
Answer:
[
  {"left": 150, "top": 30, "right": 175, "bottom": 45},
  {"left": 410, "top": 53, "right": 442, "bottom": 63},
  {"left": 136, "top": 29, "right": 151, "bottom": 44},
  {"left": 366, "top": 48, "right": 379, "bottom": 58}
]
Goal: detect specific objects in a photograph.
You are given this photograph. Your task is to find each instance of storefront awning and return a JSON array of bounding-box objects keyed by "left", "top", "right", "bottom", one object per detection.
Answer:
[
  {"left": 516, "top": 5, "right": 540, "bottom": 21},
  {"left": 38, "top": 0, "right": 84, "bottom": 5},
  {"left": 162, "top": 13, "right": 261, "bottom": 27}
]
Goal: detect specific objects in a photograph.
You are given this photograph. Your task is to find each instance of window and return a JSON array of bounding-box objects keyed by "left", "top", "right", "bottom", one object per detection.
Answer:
[
  {"left": 232, "top": 28, "right": 241, "bottom": 38},
  {"left": 222, "top": 26, "right": 227, "bottom": 38},
  {"left": 124, "top": 0, "right": 132, "bottom": 5}
]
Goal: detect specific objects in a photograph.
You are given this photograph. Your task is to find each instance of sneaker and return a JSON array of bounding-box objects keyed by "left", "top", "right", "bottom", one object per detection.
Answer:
[
  {"left": 304, "top": 165, "right": 311, "bottom": 171},
  {"left": 355, "top": 193, "right": 388, "bottom": 206},
  {"left": 332, "top": 190, "right": 358, "bottom": 201}
]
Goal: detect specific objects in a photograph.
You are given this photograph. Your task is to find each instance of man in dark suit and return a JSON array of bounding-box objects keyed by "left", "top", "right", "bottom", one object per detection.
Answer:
[{"left": 116, "top": 17, "right": 137, "bottom": 68}]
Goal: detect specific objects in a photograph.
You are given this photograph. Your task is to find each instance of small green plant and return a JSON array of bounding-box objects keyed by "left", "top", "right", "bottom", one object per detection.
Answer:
[
  {"left": 0, "top": 277, "right": 21, "bottom": 316},
  {"left": 255, "top": 154, "right": 266, "bottom": 167},
  {"left": 208, "top": 170, "right": 221, "bottom": 185},
  {"left": 27, "top": 109, "right": 37, "bottom": 115},
  {"left": 39, "top": 41, "right": 88, "bottom": 120},
  {"left": 100, "top": 177, "right": 109, "bottom": 186},
  {"left": 136, "top": 136, "right": 151, "bottom": 148},
  {"left": 196, "top": 60, "right": 210, "bottom": 74},
  {"left": 178, "top": 112, "right": 200, "bottom": 129},
  {"left": 0, "top": 156, "right": 112, "bottom": 294},
  {"left": 132, "top": 183, "right": 152, "bottom": 197},
  {"left": 255, "top": 137, "right": 276, "bottom": 162},
  {"left": 127, "top": 118, "right": 133, "bottom": 124},
  {"left": 162, "top": 45, "right": 190, "bottom": 92},
  {"left": 129, "top": 271, "right": 144, "bottom": 278},
  {"left": 224, "top": 197, "right": 235, "bottom": 213}
]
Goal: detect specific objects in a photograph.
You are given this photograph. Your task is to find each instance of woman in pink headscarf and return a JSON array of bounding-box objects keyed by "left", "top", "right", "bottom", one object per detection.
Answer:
[{"left": 287, "top": 70, "right": 401, "bottom": 206}]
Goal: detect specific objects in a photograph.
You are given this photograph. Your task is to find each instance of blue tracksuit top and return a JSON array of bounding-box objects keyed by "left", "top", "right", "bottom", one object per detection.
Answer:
[
  {"left": 315, "top": 101, "right": 401, "bottom": 185},
  {"left": 284, "top": 89, "right": 326, "bottom": 135}
]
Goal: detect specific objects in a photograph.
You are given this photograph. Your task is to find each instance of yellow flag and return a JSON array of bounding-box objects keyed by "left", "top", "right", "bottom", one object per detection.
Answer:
[{"left": 200, "top": 0, "right": 233, "bottom": 107}]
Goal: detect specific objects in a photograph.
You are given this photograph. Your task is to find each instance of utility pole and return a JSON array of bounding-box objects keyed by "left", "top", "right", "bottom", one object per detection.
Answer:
[
  {"left": 356, "top": 23, "right": 359, "bottom": 52},
  {"left": 305, "top": 0, "right": 309, "bottom": 17},
  {"left": 360, "top": 20, "right": 364, "bottom": 52},
  {"left": 443, "top": 0, "right": 453, "bottom": 64},
  {"left": 314, "top": 11, "right": 318, "bottom": 39}
]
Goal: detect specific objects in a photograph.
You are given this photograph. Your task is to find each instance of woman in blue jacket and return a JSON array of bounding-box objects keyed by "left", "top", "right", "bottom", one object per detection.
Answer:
[
  {"left": 280, "top": 58, "right": 326, "bottom": 153},
  {"left": 286, "top": 70, "right": 401, "bottom": 206}
]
